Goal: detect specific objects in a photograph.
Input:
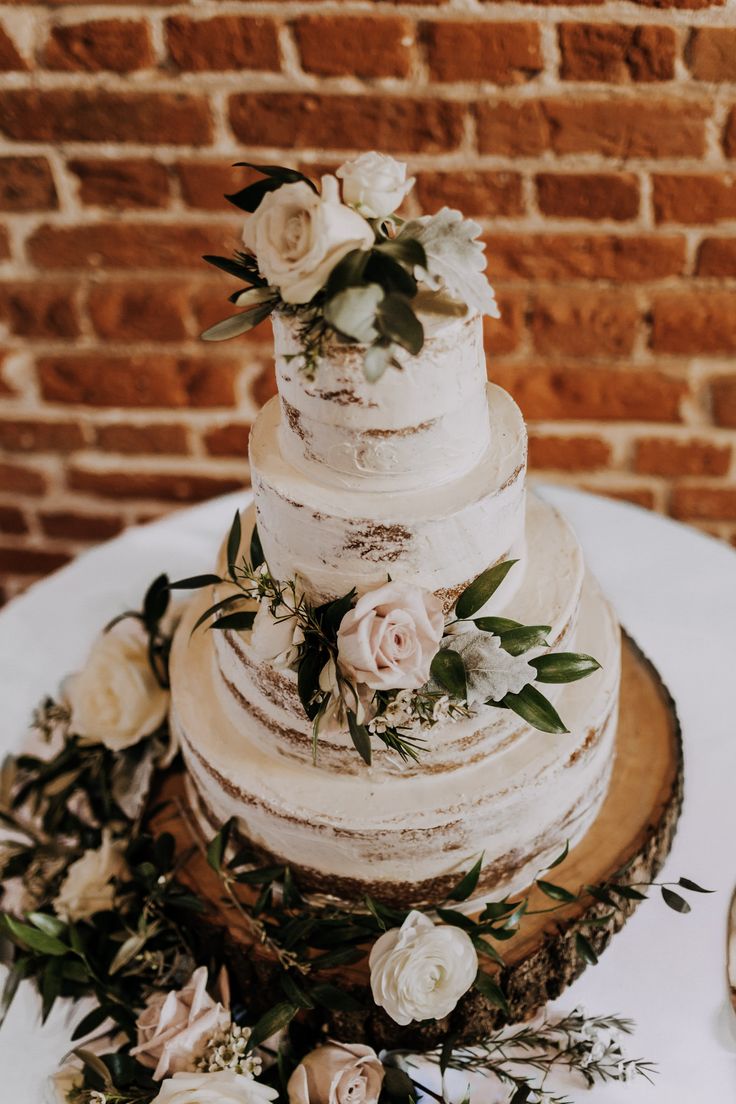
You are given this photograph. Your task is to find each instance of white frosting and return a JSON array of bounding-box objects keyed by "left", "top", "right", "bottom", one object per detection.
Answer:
[
  {"left": 273, "top": 303, "right": 489, "bottom": 492},
  {"left": 250, "top": 383, "right": 527, "bottom": 605}
]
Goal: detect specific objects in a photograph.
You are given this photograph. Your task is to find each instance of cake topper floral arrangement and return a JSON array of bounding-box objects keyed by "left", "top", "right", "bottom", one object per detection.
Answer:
[
  {"left": 0, "top": 574, "right": 708, "bottom": 1104},
  {"left": 201, "top": 153, "right": 500, "bottom": 380}
]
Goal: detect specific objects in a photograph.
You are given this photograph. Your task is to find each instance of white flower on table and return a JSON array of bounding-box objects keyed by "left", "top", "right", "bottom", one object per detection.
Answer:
[
  {"left": 53, "top": 829, "right": 127, "bottom": 923},
  {"left": 65, "top": 620, "right": 169, "bottom": 752},
  {"left": 150, "top": 1070, "right": 279, "bottom": 1104},
  {"left": 250, "top": 593, "right": 305, "bottom": 669},
  {"left": 287, "top": 1040, "right": 384, "bottom": 1104},
  {"left": 440, "top": 631, "right": 535, "bottom": 706},
  {"left": 131, "top": 966, "right": 231, "bottom": 1081},
  {"left": 369, "top": 910, "right": 478, "bottom": 1026},
  {"left": 336, "top": 153, "right": 415, "bottom": 219},
  {"left": 336, "top": 582, "right": 444, "bottom": 693},
  {"left": 243, "top": 176, "right": 373, "bottom": 305}
]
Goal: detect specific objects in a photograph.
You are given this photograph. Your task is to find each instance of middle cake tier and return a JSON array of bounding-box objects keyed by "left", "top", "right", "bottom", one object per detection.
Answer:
[{"left": 251, "top": 382, "right": 527, "bottom": 607}]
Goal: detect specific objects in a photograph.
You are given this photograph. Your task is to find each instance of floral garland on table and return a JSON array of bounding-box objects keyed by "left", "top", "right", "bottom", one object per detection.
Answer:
[
  {"left": 0, "top": 577, "right": 712, "bottom": 1104},
  {"left": 200, "top": 152, "right": 500, "bottom": 380},
  {"left": 172, "top": 514, "right": 602, "bottom": 765}
]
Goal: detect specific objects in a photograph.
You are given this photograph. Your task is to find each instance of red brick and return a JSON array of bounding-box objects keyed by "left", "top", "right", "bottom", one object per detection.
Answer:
[
  {"left": 251, "top": 364, "right": 278, "bottom": 408},
  {"left": 712, "top": 377, "right": 736, "bottom": 428},
  {"left": 671, "top": 487, "right": 736, "bottom": 521},
  {"left": 0, "top": 462, "right": 46, "bottom": 495},
  {"left": 0, "top": 90, "right": 212, "bottom": 145},
  {"left": 536, "top": 173, "right": 640, "bottom": 221},
  {"left": 477, "top": 98, "right": 706, "bottom": 158},
  {"left": 0, "top": 157, "right": 57, "bottom": 211},
  {"left": 0, "top": 23, "right": 27, "bottom": 70},
  {"left": 651, "top": 293, "right": 736, "bottom": 354},
  {"left": 687, "top": 28, "right": 736, "bottom": 81},
  {"left": 296, "top": 15, "right": 413, "bottom": 78},
  {"left": 492, "top": 364, "right": 687, "bottom": 421},
  {"left": 531, "top": 291, "right": 640, "bottom": 356},
  {"left": 203, "top": 423, "right": 252, "bottom": 457},
  {"left": 40, "top": 511, "right": 123, "bottom": 541},
  {"left": 697, "top": 238, "right": 736, "bottom": 276},
  {"left": 0, "top": 228, "right": 10, "bottom": 261},
  {"left": 724, "top": 110, "right": 736, "bottom": 159},
  {"left": 629, "top": 0, "right": 724, "bottom": 7},
  {"left": 488, "top": 233, "right": 686, "bottom": 281},
  {"left": 166, "top": 15, "right": 279, "bottom": 72},
  {"left": 68, "top": 159, "right": 170, "bottom": 210},
  {"left": 38, "top": 355, "right": 238, "bottom": 408},
  {"left": 68, "top": 467, "right": 244, "bottom": 503},
  {"left": 94, "top": 423, "right": 189, "bottom": 455},
  {"left": 177, "top": 162, "right": 246, "bottom": 210},
  {"left": 559, "top": 23, "right": 676, "bottom": 82},
  {"left": 424, "top": 21, "right": 542, "bottom": 84},
  {"left": 483, "top": 294, "right": 525, "bottom": 355},
  {"left": 528, "top": 434, "right": 612, "bottom": 471},
  {"left": 653, "top": 174, "right": 736, "bottom": 225},
  {"left": 0, "top": 419, "right": 84, "bottom": 453},
  {"left": 89, "top": 283, "right": 190, "bottom": 341},
  {"left": 0, "top": 547, "right": 71, "bottom": 575},
  {"left": 43, "top": 19, "right": 152, "bottom": 72},
  {"left": 634, "top": 437, "right": 731, "bottom": 476},
  {"left": 416, "top": 171, "right": 523, "bottom": 217},
  {"left": 0, "top": 283, "right": 79, "bottom": 337},
  {"left": 0, "top": 506, "right": 28, "bottom": 535},
  {"left": 27, "top": 223, "right": 236, "bottom": 270},
  {"left": 229, "top": 93, "right": 466, "bottom": 154}
]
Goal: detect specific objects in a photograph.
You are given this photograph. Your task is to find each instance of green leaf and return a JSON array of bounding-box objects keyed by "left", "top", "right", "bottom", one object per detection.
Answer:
[
  {"left": 317, "top": 589, "right": 357, "bottom": 638},
  {"left": 27, "top": 912, "right": 66, "bottom": 938},
  {"left": 499, "top": 684, "right": 568, "bottom": 734},
  {"left": 347, "top": 710, "right": 372, "bottom": 766},
  {"left": 74, "top": 1049, "right": 113, "bottom": 1089},
  {"left": 109, "top": 931, "right": 149, "bottom": 975},
  {"left": 311, "top": 983, "right": 364, "bottom": 1012},
  {"left": 297, "top": 648, "right": 325, "bottom": 722},
  {"left": 0, "top": 960, "right": 25, "bottom": 1029},
  {"left": 448, "top": 852, "right": 484, "bottom": 901},
  {"left": 202, "top": 254, "right": 266, "bottom": 284},
  {"left": 435, "top": 907, "right": 476, "bottom": 931},
  {"left": 250, "top": 524, "right": 265, "bottom": 569},
  {"left": 376, "top": 293, "right": 424, "bottom": 355},
  {"left": 324, "top": 248, "right": 371, "bottom": 298},
  {"left": 168, "top": 574, "right": 222, "bottom": 590},
  {"left": 201, "top": 302, "right": 274, "bottom": 342},
  {"left": 143, "top": 573, "right": 169, "bottom": 630},
  {"left": 471, "top": 936, "right": 505, "bottom": 965},
  {"left": 430, "top": 649, "right": 467, "bottom": 699},
  {"left": 608, "top": 884, "right": 648, "bottom": 901},
  {"left": 677, "top": 877, "right": 713, "bottom": 894},
  {"left": 382, "top": 1067, "right": 418, "bottom": 1102},
  {"left": 227, "top": 510, "right": 242, "bottom": 578},
  {"left": 586, "top": 884, "right": 616, "bottom": 907},
  {"left": 575, "top": 931, "right": 599, "bottom": 965},
  {"left": 365, "top": 252, "right": 417, "bottom": 298},
  {"left": 232, "top": 162, "right": 317, "bottom": 191},
  {"left": 480, "top": 898, "right": 519, "bottom": 921},
  {"left": 190, "top": 594, "right": 244, "bottom": 637},
  {"left": 531, "top": 652, "right": 602, "bottom": 684},
  {"left": 661, "top": 887, "right": 691, "bottom": 914},
  {"left": 4, "top": 916, "right": 68, "bottom": 956},
  {"left": 234, "top": 864, "right": 285, "bottom": 885},
  {"left": 474, "top": 616, "right": 522, "bottom": 634},
  {"left": 473, "top": 970, "right": 509, "bottom": 1014},
  {"left": 231, "top": 287, "right": 277, "bottom": 310},
  {"left": 536, "top": 879, "right": 577, "bottom": 903},
  {"left": 280, "top": 972, "right": 314, "bottom": 1009},
  {"left": 246, "top": 1002, "right": 299, "bottom": 1052},
  {"left": 456, "top": 560, "right": 518, "bottom": 620},
  {"left": 206, "top": 817, "right": 235, "bottom": 872},
  {"left": 498, "top": 625, "right": 551, "bottom": 656},
  {"left": 310, "top": 945, "right": 364, "bottom": 970},
  {"left": 209, "top": 611, "right": 256, "bottom": 632},
  {"left": 545, "top": 841, "right": 569, "bottom": 869},
  {"left": 374, "top": 237, "right": 427, "bottom": 269}
]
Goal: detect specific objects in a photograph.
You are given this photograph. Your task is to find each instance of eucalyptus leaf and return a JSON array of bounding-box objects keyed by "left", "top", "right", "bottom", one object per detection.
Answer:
[
  {"left": 430, "top": 649, "right": 467, "bottom": 699},
  {"left": 201, "top": 301, "right": 274, "bottom": 342},
  {"left": 474, "top": 616, "right": 522, "bottom": 634},
  {"left": 231, "top": 287, "right": 277, "bottom": 309},
  {"left": 448, "top": 852, "right": 484, "bottom": 901},
  {"left": 109, "top": 931, "right": 149, "bottom": 975},
  {"left": 456, "top": 560, "right": 517, "bottom": 620},
  {"left": 203, "top": 254, "right": 264, "bottom": 282},
  {"left": 531, "top": 653, "right": 602, "bottom": 684},
  {"left": 376, "top": 293, "right": 424, "bottom": 355},
  {"left": 499, "top": 684, "right": 568, "bottom": 735}
]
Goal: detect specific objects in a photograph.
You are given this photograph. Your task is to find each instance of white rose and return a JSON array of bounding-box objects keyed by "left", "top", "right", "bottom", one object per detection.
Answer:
[
  {"left": 336, "top": 582, "right": 444, "bottom": 692},
  {"left": 369, "top": 910, "right": 477, "bottom": 1026},
  {"left": 287, "top": 1041, "right": 384, "bottom": 1104},
  {"left": 250, "top": 596, "right": 304, "bottom": 669},
  {"left": 54, "top": 830, "right": 127, "bottom": 923},
  {"left": 243, "top": 176, "right": 373, "bottom": 305},
  {"left": 440, "top": 631, "right": 535, "bottom": 706},
  {"left": 65, "top": 621, "right": 169, "bottom": 752},
  {"left": 131, "top": 966, "right": 231, "bottom": 1081},
  {"left": 151, "top": 1070, "right": 278, "bottom": 1104},
  {"left": 336, "top": 154, "right": 415, "bottom": 219}
]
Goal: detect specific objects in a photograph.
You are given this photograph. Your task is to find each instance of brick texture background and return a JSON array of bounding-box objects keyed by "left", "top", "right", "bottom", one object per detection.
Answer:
[{"left": 1, "top": 0, "right": 736, "bottom": 601}]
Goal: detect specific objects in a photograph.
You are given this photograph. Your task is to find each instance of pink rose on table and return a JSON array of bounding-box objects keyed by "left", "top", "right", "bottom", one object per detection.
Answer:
[
  {"left": 336, "top": 582, "right": 444, "bottom": 692},
  {"left": 287, "top": 1041, "right": 384, "bottom": 1104},
  {"left": 131, "top": 966, "right": 230, "bottom": 1081}
]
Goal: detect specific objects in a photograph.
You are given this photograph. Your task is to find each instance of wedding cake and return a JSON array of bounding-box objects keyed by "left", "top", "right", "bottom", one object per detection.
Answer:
[{"left": 169, "top": 154, "right": 621, "bottom": 908}]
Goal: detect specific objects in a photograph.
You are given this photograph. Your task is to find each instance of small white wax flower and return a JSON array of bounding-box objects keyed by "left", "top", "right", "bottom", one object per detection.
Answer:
[
  {"left": 336, "top": 153, "right": 415, "bottom": 219},
  {"left": 53, "top": 829, "right": 127, "bottom": 923},
  {"left": 369, "top": 910, "right": 478, "bottom": 1026}
]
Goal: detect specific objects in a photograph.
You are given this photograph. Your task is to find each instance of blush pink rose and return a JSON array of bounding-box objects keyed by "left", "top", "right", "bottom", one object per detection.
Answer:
[
  {"left": 336, "top": 582, "right": 444, "bottom": 692},
  {"left": 287, "top": 1041, "right": 384, "bottom": 1104},
  {"left": 131, "top": 966, "right": 230, "bottom": 1081}
]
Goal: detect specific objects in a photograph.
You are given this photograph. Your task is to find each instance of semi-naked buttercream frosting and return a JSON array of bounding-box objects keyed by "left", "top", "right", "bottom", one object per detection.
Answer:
[{"left": 170, "top": 296, "right": 621, "bottom": 908}]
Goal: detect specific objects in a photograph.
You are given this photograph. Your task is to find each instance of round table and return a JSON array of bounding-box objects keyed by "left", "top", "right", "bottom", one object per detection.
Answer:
[{"left": 1, "top": 486, "right": 735, "bottom": 1101}]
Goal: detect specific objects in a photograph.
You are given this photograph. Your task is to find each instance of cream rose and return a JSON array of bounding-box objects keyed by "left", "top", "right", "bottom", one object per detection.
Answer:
[
  {"left": 250, "top": 595, "right": 304, "bottom": 669},
  {"left": 369, "top": 910, "right": 478, "bottom": 1026},
  {"left": 287, "top": 1041, "right": 384, "bottom": 1104},
  {"left": 336, "top": 153, "right": 415, "bottom": 219},
  {"left": 243, "top": 176, "right": 373, "bottom": 305},
  {"left": 54, "top": 830, "right": 127, "bottom": 923},
  {"left": 65, "top": 621, "right": 169, "bottom": 752},
  {"left": 151, "top": 1071, "right": 279, "bottom": 1104},
  {"left": 131, "top": 966, "right": 231, "bottom": 1081},
  {"left": 336, "top": 582, "right": 444, "bottom": 692}
]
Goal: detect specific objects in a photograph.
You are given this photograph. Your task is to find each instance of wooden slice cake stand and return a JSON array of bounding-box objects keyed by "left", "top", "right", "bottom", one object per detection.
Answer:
[{"left": 151, "top": 631, "right": 683, "bottom": 1049}]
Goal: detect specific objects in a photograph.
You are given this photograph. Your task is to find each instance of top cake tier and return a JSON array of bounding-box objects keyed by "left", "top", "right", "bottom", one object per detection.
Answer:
[{"left": 273, "top": 298, "right": 489, "bottom": 493}]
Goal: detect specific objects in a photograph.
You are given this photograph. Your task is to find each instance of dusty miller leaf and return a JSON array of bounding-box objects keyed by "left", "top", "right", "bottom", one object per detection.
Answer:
[{"left": 400, "top": 208, "right": 500, "bottom": 317}]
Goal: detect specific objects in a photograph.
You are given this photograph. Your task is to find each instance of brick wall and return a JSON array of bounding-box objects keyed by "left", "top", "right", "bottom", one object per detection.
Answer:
[{"left": 1, "top": 0, "right": 735, "bottom": 600}]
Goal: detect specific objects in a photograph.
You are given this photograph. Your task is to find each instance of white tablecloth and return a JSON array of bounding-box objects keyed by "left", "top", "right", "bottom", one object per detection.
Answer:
[{"left": 1, "top": 486, "right": 735, "bottom": 1100}]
